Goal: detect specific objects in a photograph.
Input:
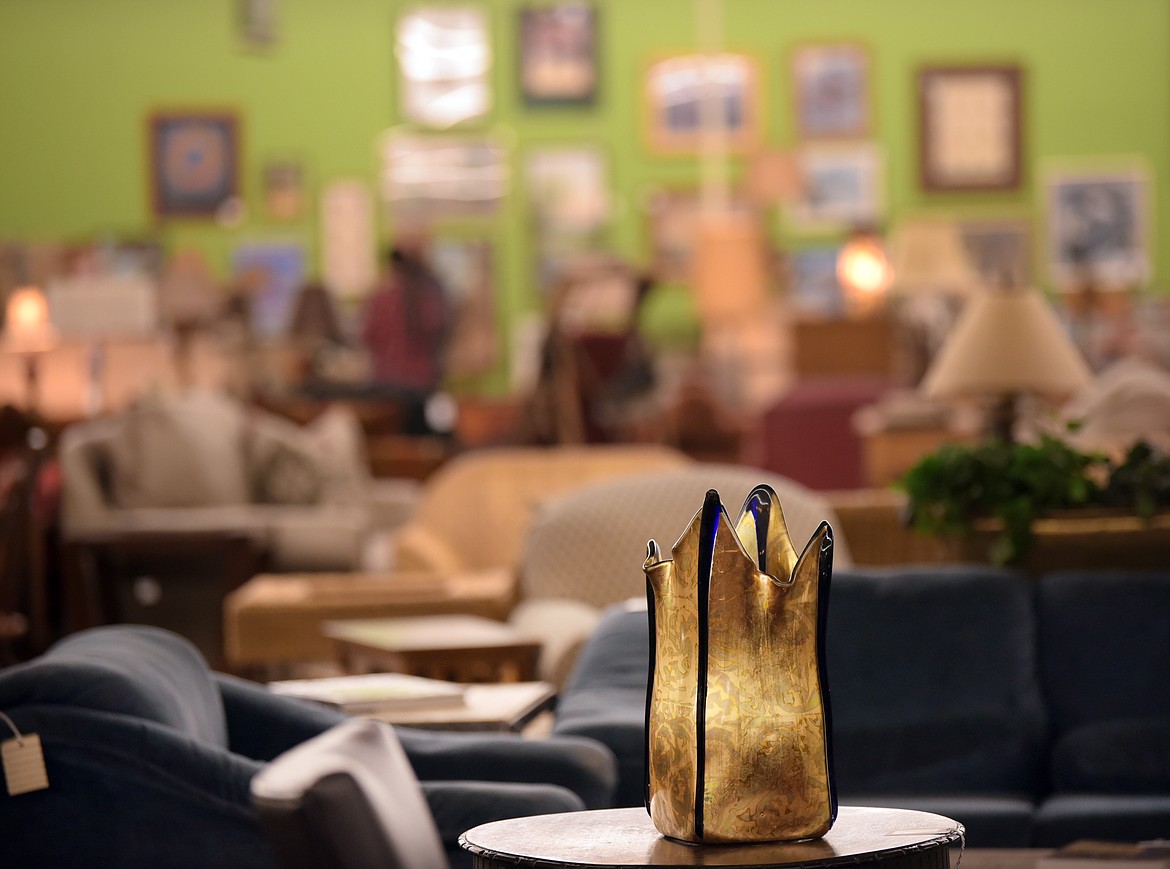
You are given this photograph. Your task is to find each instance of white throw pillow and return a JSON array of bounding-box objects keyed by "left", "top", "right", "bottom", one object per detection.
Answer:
[{"left": 109, "top": 391, "right": 250, "bottom": 508}]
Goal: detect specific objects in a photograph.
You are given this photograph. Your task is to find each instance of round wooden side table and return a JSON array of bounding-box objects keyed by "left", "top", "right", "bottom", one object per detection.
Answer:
[{"left": 461, "top": 805, "right": 964, "bottom": 869}]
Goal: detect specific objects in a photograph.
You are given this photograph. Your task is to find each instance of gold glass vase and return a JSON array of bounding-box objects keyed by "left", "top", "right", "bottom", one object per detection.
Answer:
[{"left": 643, "top": 484, "right": 836, "bottom": 844}]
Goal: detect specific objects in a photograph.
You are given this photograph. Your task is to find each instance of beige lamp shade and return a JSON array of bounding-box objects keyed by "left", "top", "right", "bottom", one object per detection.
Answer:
[
  {"left": 2, "top": 286, "right": 60, "bottom": 354},
  {"left": 891, "top": 218, "right": 981, "bottom": 296},
  {"left": 922, "top": 288, "right": 1093, "bottom": 399},
  {"left": 692, "top": 210, "right": 768, "bottom": 322}
]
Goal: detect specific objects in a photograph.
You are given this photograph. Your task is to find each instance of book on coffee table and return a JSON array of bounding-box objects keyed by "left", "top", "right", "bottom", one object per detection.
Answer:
[{"left": 268, "top": 672, "right": 467, "bottom": 714}]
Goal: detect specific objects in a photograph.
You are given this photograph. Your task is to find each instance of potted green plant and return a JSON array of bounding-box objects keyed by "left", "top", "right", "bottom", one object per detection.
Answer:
[{"left": 899, "top": 434, "right": 1170, "bottom": 566}]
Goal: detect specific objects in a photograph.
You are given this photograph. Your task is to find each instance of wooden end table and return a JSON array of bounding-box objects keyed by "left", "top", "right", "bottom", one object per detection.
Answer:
[
  {"left": 222, "top": 569, "right": 516, "bottom": 674},
  {"left": 325, "top": 614, "right": 540, "bottom": 683},
  {"left": 461, "top": 806, "right": 964, "bottom": 869}
]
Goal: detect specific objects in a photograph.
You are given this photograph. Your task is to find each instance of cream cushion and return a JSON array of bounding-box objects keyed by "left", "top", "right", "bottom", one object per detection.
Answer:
[{"left": 109, "top": 391, "right": 250, "bottom": 509}]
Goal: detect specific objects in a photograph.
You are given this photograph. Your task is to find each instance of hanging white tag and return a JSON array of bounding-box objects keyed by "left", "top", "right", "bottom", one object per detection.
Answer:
[{"left": 2, "top": 733, "right": 49, "bottom": 796}]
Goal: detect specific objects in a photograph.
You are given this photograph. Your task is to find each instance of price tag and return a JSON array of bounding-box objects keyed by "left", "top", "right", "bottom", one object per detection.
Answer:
[{"left": 2, "top": 733, "right": 49, "bottom": 796}]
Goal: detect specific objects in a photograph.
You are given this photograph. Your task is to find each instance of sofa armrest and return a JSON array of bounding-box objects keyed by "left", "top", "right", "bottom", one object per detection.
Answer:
[
  {"left": 391, "top": 524, "right": 464, "bottom": 572},
  {"left": 2, "top": 705, "right": 273, "bottom": 868},
  {"left": 58, "top": 421, "right": 119, "bottom": 530},
  {"left": 421, "top": 780, "right": 584, "bottom": 863},
  {"left": 365, "top": 477, "right": 422, "bottom": 532},
  {"left": 394, "top": 727, "right": 617, "bottom": 810},
  {"left": 216, "top": 672, "right": 347, "bottom": 761},
  {"left": 508, "top": 598, "right": 605, "bottom": 688}
]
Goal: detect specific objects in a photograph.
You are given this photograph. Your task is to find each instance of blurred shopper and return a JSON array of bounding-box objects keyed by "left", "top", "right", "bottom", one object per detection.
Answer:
[{"left": 361, "top": 245, "right": 451, "bottom": 434}]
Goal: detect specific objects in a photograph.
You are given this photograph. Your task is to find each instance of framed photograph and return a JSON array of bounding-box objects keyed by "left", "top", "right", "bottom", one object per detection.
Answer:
[
  {"left": 791, "top": 43, "right": 869, "bottom": 139},
  {"left": 519, "top": 3, "right": 597, "bottom": 106},
  {"left": 1046, "top": 167, "right": 1149, "bottom": 289},
  {"left": 237, "top": 0, "right": 277, "bottom": 49},
  {"left": 232, "top": 242, "right": 306, "bottom": 338},
  {"left": 524, "top": 146, "right": 609, "bottom": 236},
  {"left": 790, "top": 144, "right": 883, "bottom": 230},
  {"left": 918, "top": 65, "right": 1022, "bottom": 191},
  {"left": 262, "top": 158, "right": 306, "bottom": 221},
  {"left": 396, "top": 7, "right": 491, "bottom": 128},
  {"left": 379, "top": 131, "right": 508, "bottom": 226},
  {"left": 148, "top": 112, "right": 240, "bottom": 219},
  {"left": 788, "top": 246, "right": 846, "bottom": 317},
  {"left": 644, "top": 53, "right": 761, "bottom": 154},
  {"left": 958, "top": 217, "right": 1032, "bottom": 288}
]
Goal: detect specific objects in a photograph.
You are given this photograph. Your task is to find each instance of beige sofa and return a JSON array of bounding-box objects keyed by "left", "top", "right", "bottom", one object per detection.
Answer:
[
  {"left": 389, "top": 444, "right": 691, "bottom": 578},
  {"left": 59, "top": 390, "right": 418, "bottom": 573}
]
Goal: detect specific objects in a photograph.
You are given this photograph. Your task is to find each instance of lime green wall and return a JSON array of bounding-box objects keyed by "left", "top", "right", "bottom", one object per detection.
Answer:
[{"left": 2, "top": 0, "right": 1168, "bottom": 389}]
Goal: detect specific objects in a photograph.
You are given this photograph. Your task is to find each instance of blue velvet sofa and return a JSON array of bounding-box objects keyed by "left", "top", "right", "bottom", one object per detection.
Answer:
[
  {"left": 553, "top": 566, "right": 1170, "bottom": 846},
  {"left": 0, "top": 625, "right": 617, "bottom": 868}
]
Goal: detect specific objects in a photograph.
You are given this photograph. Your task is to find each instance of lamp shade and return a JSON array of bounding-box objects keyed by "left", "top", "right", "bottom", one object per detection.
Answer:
[
  {"left": 890, "top": 218, "right": 981, "bottom": 296},
  {"left": 2, "top": 286, "right": 60, "bottom": 353},
  {"left": 922, "top": 288, "right": 1093, "bottom": 399}
]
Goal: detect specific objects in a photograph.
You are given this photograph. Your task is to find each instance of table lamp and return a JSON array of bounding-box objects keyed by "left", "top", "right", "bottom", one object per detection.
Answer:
[
  {"left": 921, "top": 287, "right": 1093, "bottom": 442},
  {"left": 889, "top": 218, "right": 982, "bottom": 384},
  {"left": 2, "top": 286, "right": 60, "bottom": 413},
  {"left": 836, "top": 227, "right": 894, "bottom": 318},
  {"left": 890, "top": 218, "right": 982, "bottom": 297}
]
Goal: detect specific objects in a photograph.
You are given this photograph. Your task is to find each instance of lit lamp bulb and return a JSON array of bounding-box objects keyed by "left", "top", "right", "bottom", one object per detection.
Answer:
[
  {"left": 2, "top": 285, "right": 60, "bottom": 414},
  {"left": 836, "top": 230, "right": 893, "bottom": 318},
  {"left": 4, "top": 286, "right": 58, "bottom": 353}
]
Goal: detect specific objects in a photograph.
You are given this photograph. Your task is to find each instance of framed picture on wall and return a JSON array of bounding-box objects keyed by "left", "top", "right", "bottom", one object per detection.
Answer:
[
  {"left": 918, "top": 65, "right": 1022, "bottom": 191},
  {"left": 396, "top": 7, "right": 491, "bottom": 128},
  {"left": 379, "top": 131, "right": 508, "bottom": 225},
  {"left": 958, "top": 217, "right": 1032, "bottom": 288},
  {"left": 1045, "top": 166, "right": 1149, "bottom": 290},
  {"left": 262, "top": 158, "right": 306, "bottom": 221},
  {"left": 148, "top": 111, "right": 240, "bottom": 219},
  {"left": 789, "top": 143, "right": 883, "bottom": 230},
  {"left": 791, "top": 43, "right": 869, "bottom": 139},
  {"left": 644, "top": 53, "right": 760, "bottom": 153},
  {"left": 232, "top": 242, "right": 306, "bottom": 339},
  {"left": 519, "top": 3, "right": 598, "bottom": 105},
  {"left": 788, "top": 246, "right": 846, "bottom": 317}
]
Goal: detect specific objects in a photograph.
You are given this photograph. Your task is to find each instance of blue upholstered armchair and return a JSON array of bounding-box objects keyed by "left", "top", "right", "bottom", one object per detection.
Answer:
[{"left": 0, "top": 625, "right": 617, "bottom": 868}]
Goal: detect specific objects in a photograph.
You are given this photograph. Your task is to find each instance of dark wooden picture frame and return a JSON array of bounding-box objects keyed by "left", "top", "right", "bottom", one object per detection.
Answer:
[
  {"left": 518, "top": 2, "right": 598, "bottom": 106},
  {"left": 148, "top": 111, "right": 241, "bottom": 219},
  {"left": 918, "top": 65, "right": 1022, "bottom": 192}
]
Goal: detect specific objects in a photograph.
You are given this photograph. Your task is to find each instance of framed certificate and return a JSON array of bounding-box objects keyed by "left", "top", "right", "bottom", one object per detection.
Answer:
[{"left": 918, "top": 65, "right": 1022, "bottom": 192}]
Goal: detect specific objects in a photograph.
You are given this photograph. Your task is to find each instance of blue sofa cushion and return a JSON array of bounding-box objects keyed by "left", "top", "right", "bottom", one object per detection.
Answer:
[
  {"left": 552, "top": 604, "right": 650, "bottom": 807},
  {"left": 0, "top": 624, "right": 227, "bottom": 747},
  {"left": 1051, "top": 717, "right": 1170, "bottom": 794},
  {"left": 1034, "top": 794, "right": 1170, "bottom": 847},
  {"left": 1038, "top": 571, "right": 1170, "bottom": 733},
  {"left": 826, "top": 568, "right": 1045, "bottom": 795}
]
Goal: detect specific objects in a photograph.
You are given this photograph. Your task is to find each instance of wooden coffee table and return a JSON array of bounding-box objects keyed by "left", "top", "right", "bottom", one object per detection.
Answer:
[
  {"left": 223, "top": 569, "right": 515, "bottom": 674},
  {"left": 326, "top": 614, "right": 540, "bottom": 683}
]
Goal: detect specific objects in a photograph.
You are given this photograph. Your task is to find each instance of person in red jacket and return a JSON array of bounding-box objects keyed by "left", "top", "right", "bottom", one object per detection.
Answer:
[{"left": 360, "top": 245, "right": 451, "bottom": 434}]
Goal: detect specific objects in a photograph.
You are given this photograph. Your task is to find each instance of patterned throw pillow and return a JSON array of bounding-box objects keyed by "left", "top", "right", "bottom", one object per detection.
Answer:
[
  {"left": 247, "top": 405, "right": 369, "bottom": 506},
  {"left": 247, "top": 414, "right": 325, "bottom": 505}
]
